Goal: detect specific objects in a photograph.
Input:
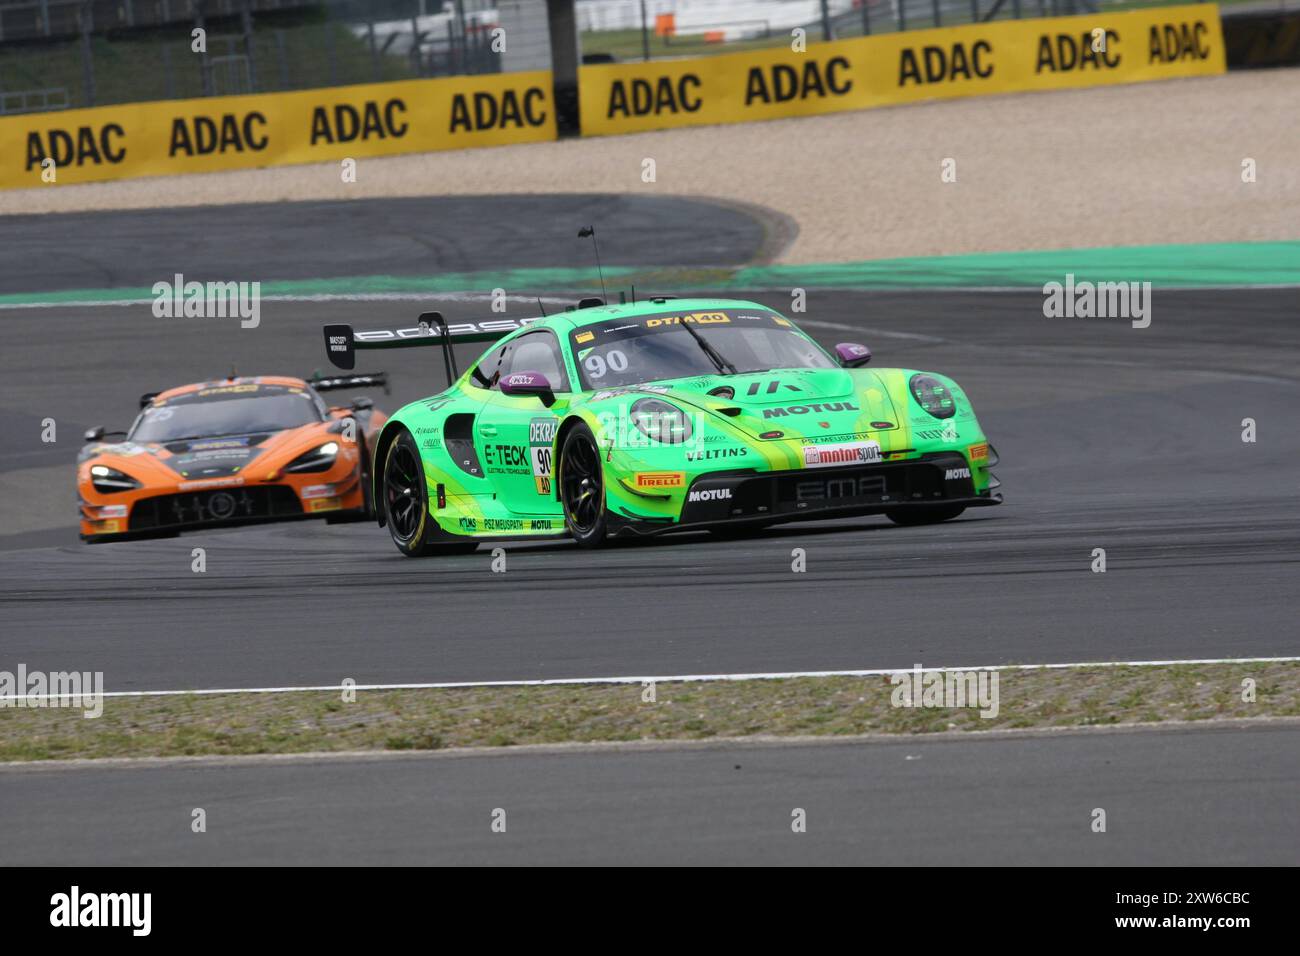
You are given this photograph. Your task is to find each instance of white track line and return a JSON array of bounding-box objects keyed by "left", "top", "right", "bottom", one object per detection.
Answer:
[{"left": 5, "top": 656, "right": 1298, "bottom": 705}]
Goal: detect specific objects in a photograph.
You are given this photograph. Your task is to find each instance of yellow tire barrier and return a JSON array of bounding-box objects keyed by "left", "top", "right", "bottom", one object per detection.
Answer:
[{"left": 579, "top": 4, "right": 1225, "bottom": 136}]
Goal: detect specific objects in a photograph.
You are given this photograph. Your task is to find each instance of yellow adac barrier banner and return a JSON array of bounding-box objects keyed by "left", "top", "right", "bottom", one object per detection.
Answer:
[
  {"left": 0, "top": 70, "right": 555, "bottom": 190},
  {"left": 579, "top": 4, "right": 1225, "bottom": 136}
]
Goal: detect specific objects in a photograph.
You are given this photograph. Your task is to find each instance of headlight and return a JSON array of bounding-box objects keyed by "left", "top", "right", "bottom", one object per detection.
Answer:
[
  {"left": 89, "top": 464, "right": 141, "bottom": 493},
  {"left": 909, "top": 374, "right": 956, "bottom": 419},
  {"left": 285, "top": 441, "right": 341, "bottom": 473},
  {"left": 630, "top": 398, "right": 692, "bottom": 444}
]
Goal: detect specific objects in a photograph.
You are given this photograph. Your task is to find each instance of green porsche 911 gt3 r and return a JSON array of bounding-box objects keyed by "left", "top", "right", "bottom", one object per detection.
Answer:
[{"left": 321, "top": 297, "right": 1001, "bottom": 556}]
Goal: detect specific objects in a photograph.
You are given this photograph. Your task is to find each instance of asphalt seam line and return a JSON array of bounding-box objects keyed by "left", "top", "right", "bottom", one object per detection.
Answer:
[{"left": 5, "top": 655, "right": 1298, "bottom": 704}]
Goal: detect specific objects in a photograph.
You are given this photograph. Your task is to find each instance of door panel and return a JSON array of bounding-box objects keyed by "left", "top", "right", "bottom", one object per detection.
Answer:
[{"left": 469, "top": 331, "right": 568, "bottom": 518}]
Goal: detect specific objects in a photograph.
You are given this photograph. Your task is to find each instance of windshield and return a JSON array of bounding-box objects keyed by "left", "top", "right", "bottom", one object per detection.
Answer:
[
  {"left": 570, "top": 309, "right": 834, "bottom": 390},
  {"left": 131, "top": 387, "right": 322, "bottom": 443}
]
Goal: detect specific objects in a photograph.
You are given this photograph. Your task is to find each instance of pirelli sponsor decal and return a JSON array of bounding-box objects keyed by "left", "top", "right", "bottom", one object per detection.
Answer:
[
  {"left": 1, "top": 71, "right": 555, "bottom": 189},
  {"left": 579, "top": 4, "right": 1224, "bottom": 135},
  {"left": 635, "top": 471, "right": 685, "bottom": 489}
]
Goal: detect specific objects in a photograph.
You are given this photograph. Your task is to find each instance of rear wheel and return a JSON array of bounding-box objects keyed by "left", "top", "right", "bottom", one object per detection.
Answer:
[
  {"left": 885, "top": 505, "right": 965, "bottom": 526},
  {"left": 559, "top": 423, "right": 608, "bottom": 548},
  {"left": 382, "top": 429, "right": 476, "bottom": 557}
]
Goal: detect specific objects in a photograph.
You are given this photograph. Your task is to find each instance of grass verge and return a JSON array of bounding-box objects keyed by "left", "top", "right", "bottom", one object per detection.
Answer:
[{"left": 2, "top": 662, "right": 1296, "bottom": 762}]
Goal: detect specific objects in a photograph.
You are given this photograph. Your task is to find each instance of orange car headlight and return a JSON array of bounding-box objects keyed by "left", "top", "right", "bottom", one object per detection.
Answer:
[
  {"left": 89, "top": 464, "right": 141, "bottom": 494},
  {"left": 285, "top": 441, "right": 340, "bottom": 474}
]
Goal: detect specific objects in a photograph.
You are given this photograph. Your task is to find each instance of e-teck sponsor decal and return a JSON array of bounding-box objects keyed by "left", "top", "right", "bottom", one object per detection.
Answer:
[
  {"left": 1, "top": 71, "right": 555, "bottom": 189},
  {"left": 579, "top": 4, "right": 1224, "bottom": 136}
]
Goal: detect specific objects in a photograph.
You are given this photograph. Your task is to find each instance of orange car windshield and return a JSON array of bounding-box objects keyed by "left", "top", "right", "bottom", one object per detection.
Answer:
[{"left": 132, "top": 393, "right": 322, "bottom": 443}]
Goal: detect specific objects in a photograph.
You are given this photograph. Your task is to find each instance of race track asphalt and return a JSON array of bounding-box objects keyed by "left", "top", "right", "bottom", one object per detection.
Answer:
[
  {"left": 2, "top": 723, "right": 1294, "bottom": 865},
  {"left": 0, "top": 193, "right": 779, "bottom": 295},
  {"left": 2, "top": 287, "right": 1297, "bottom": 690},
  {"left": 1, "top": 195, "right": 1297, "bottom": 867}
]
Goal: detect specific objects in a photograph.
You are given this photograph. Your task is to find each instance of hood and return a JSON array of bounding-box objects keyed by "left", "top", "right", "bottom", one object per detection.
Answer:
[
  {"left": 79, "top": 424, "right": 333, "bottom": 486},
  {"left": 616, "top": 368, "right": 903, "bottom": 443},
  {"left": 157, "top": 434, "right": 271, "bottom": 479}
]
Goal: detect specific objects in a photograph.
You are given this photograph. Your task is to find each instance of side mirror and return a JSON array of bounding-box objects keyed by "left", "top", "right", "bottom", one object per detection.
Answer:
[
  {"left": 500, "top": 371, "right": 556, "bottom": 407},
  {"left": 349, "top": 397, "right": 374, "bottom": 411},
  {"left": 85, "top": 426, "right": 128, "bottom": 443},
  {"left": 835, "top": 343, "right": 872, "bottom": 368}
]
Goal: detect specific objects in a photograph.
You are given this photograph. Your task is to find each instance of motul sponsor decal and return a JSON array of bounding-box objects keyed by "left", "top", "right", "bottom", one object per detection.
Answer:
[
  {"left": 763, "top": 401, "right": 859, "bottom": 419},
  {"left": 687, "top": 488, "right": 732, "bottom": 502}
]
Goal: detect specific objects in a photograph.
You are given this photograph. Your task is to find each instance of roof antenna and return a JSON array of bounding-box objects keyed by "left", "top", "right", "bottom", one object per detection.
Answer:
[
  {"left": 537, "top": 296, "right": 547, "bottom": 318},
  {"left": 577, "top": 225, "right": 608, "bottom": 304}
]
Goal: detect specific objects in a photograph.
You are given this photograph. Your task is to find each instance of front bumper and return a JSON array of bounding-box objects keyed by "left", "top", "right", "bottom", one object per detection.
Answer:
[
  {"left": 610, "top": 452, "right": 1001, "bottom": 536},
  {"left": 79, "top": 479, "right": 362, "bottom": 540}
]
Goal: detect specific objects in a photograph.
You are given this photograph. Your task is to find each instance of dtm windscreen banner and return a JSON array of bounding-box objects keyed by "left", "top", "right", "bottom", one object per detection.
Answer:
[
  {"left": 1, "top": 70, "right": 555, "bottom": 190},
  {"left": 579, "top": 4, "right": 1225, "bottom": 136}
]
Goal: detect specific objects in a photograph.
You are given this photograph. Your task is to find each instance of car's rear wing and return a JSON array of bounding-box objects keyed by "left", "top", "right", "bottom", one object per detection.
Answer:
[
  {"left": 323, "top": 311, "right": 540, "bottom": 385},
  {"left": 307, "top": 372, "right": 390, "bottom": 395}
]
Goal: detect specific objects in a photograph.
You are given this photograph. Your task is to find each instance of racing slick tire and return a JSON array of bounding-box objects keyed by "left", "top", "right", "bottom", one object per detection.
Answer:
[
  {"left": 559, "top": 422, "right": 608, "bottom": 548},
  {"left": 381, "top": 428, "right": 476, "bottom": 557},
  {"left": 885, "top": 505, "right": 966, "bottom": 526},
  {"left": 359, "top": 441, "right": 375, "bottom": 520},
  {"left": 325, "top": 438, "right": 375, "bottom": 524}
]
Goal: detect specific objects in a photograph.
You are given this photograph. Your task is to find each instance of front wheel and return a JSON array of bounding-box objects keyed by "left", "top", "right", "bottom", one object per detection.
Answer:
[
  {"left": 382, "top": 429, "right": 476, "bottom": 557},
  {"left": 885, "top": 505, "right": 965, "bottom": 526},
  {"left": 325, "top": 440, "right": 374, "bottom": 524},
  {"left": 558, "top": 423, "right": 608, "bottom": 548}
]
